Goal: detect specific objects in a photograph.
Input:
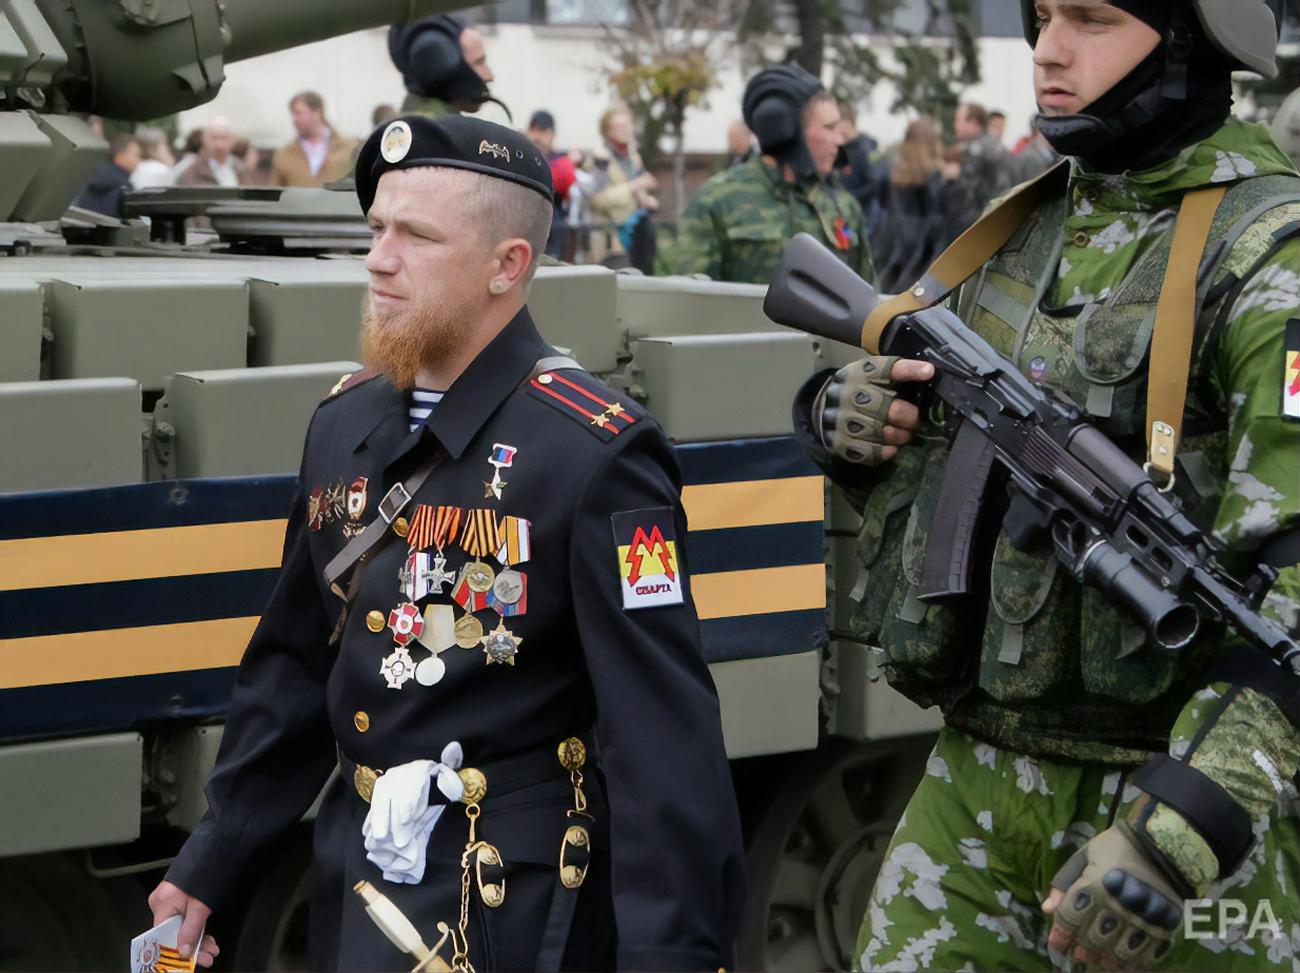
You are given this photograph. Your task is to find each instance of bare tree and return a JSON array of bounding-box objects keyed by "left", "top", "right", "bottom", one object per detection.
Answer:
[{"left": 598, "top": 0, "right": 746, "bottom": 219}]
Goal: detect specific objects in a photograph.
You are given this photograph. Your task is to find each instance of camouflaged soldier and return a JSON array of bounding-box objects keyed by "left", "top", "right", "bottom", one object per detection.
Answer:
[
  {"left": 388, "top": 15, "right": 495, "bottom": 119},
  {"left": 670, "top": 66, "right": 876, "bottom": 285},
  {"left": 794, "top": 1, "right": 1300, "bottom": 970}
]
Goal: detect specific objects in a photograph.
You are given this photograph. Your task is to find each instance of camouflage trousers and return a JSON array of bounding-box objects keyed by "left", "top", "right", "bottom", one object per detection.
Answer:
[{"left": 857, "top": 726, "right": 1300, "bottom": 972}]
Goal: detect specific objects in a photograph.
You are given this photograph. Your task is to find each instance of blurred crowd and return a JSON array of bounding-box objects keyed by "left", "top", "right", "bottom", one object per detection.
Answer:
[{"left": 70, "top": 10, "right": 1061, "bottom": 291}]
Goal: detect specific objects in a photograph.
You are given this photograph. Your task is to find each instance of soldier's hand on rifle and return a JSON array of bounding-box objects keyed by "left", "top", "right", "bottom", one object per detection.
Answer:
[
  {"left": 148, "top": 880, "right": 219, "bottom": 968},
  {"left": 815, "top": 356, "right": 935, "bottom": 465}
]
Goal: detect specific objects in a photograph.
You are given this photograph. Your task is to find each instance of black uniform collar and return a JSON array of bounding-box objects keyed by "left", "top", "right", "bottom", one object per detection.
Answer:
[{"left": 353, "top": 306, "right": 546, "bottom": 467}]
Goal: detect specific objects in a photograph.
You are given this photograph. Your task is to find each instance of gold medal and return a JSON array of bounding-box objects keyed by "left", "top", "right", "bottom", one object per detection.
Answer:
[
  {"left": 454, "top": 613, "right": 484, "bottom": 649},
  {"left": 557, "top": 737, "right": 586, "bottom": 772},
  {"left": 480, "top": 620, "right": 522, "bottom": 666},
  {"left": 465, "top": 559, "right": 496, "bottom": 593},
  {"left": 354, "top": 764, "right": 381, "bottom": 803}
]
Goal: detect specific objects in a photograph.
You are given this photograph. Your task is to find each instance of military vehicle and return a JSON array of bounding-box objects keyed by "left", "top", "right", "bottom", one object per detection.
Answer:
[{"left": 0, "top": 2, "right": 939, "bottom": 970}]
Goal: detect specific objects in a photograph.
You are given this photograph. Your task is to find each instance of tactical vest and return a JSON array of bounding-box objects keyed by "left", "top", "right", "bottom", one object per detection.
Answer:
[{"left": 855, "top": 171, "right": 1300, "bottom": 764}]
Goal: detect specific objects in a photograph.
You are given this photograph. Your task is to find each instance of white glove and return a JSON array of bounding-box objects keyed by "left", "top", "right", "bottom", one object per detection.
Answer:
[{"left": 362, "top": 742, "right": 466, "bottom": 884}]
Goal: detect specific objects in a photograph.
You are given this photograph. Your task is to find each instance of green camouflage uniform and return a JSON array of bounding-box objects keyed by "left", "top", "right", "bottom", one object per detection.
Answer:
[
  {"left": 670, "top": 157, "right": 876, "bottom": 284},
  {"left": 844, "top": 118, "right": 1300, "bottom": 971},
  {"left": 400, "top": 93, "right": 453, "bottom": 118}
]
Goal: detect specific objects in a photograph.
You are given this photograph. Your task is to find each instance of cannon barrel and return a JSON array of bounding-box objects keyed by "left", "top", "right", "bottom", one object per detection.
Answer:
[
  {"left": 222, "top": 0, "right": 458, "bottom": 64},
  {"left": 13, "top": 0, "right": 457, "bottom": 121}
]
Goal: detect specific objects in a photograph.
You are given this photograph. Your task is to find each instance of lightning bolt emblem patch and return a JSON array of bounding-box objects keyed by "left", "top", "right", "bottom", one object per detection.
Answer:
[{"left": 612, "top": 508, "right": 684, "bottom": 610}]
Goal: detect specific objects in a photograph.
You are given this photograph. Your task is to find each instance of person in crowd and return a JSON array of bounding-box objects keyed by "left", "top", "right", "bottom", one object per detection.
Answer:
[
  {"left": 873, "top": 115, "right": 947, "bottom": 290},
  {"left": 72, "top": 133, "right": 141, "bottom": 217},
  {"left": 988, "top": 109, "right": 1008, "bottom": 145},
  {"left": 271, "top": 91, "right": 360, "bottom": 188},
  {"left": 174, "top": 117, "right": 246, "bottom": 187},
  {"left": 372, "top": 104, "right": 399, "bottom": 128},
  {"left": 526, "top": 109, "right": 577, "bottom": 258},
  {"left": 586, "top": 105, "right": 658, "bottom": 270},
  {"left": 835, "top": 97, "right": 887, "bottom": 227},
  {"left": 726, "top": 119, "right": 756, "bottom": 167},
  {"left": 942, "top": 100, "right": 1015, "bottom": 242},
  {"left": 131, "top": 127, "right": 176, "bottom": 190}
]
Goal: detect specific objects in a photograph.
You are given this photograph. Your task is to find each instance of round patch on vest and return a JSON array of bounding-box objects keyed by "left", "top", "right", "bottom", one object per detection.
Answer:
[
  {"left": 381, "top": 121, "right": 413, "bottom": 163},
  {"left": 1029, "top": 357, "right": 1048, "bottom": 382}
]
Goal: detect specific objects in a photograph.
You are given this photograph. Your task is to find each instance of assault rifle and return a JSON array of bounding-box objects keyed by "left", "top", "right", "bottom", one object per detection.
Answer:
[{"left": 764, "top": 232, "right": 1299, "bottom": 672}]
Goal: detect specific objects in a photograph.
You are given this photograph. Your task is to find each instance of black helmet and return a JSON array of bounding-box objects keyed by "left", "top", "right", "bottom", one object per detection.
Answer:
[
  {"left": 1021, "top": 0, "right": 1284, "bottom": 78},
  {"left": 741, "top": 65, "right": 830, "bottom": 180},
  {"left": 388, "top": 15, "right": 490, "bottom": 109}
]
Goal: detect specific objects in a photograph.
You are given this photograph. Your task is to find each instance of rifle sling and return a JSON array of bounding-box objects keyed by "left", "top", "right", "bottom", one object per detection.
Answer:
[{"left": 1147, "top": 186, "right": 1228, "bottom": 483}]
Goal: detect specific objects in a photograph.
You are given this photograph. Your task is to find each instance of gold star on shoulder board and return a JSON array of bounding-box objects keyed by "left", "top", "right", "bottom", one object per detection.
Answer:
[{"left": 607, "top": 402, "right": 625, "bottom": 417}]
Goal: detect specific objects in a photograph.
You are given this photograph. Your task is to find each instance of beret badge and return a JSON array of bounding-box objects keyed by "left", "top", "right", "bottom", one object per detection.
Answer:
[
  {"left": 381, "top": 121, "right": 413, "bottom": 163},
  {"left": 478, "top": 139, "right": 510, "bottom": 162}
]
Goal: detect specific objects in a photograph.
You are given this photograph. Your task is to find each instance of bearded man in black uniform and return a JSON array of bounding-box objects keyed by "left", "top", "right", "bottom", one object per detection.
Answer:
[{"left": 146, "top": 114, "right": 745, "bottom": 973}]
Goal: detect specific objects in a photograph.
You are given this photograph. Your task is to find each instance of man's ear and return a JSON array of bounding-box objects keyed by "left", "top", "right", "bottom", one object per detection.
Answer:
[{"left": 488, "top": 237, "right": 534, "bottom": 295}]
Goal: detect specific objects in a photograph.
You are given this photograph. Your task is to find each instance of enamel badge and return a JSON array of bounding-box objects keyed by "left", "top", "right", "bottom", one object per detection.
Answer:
[
  {"left": 485, "top": 444, "right": 516, "bottom": 500},
  {"left": 612, "top": 508, "right": 684, "bottom": 610},
  {"left": 343, "top": 477, "right": 368, "bottom": 538},
  {"left": 387, "top": 602, "right": 424, "bottom": 646},
  {"left": 381, "top": 647, "right": 415, "bottom": 689}
]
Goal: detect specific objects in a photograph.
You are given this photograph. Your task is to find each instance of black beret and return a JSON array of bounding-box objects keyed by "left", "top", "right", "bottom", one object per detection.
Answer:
[{"left": 356, "top": 114, "right": 554, "bottom": 215}]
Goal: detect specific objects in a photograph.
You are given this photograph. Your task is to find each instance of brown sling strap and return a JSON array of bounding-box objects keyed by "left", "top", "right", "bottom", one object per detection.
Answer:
[
  {"left": 1146, "top": 185, "right": 1228, "bottom": 485},
  {"left": 861, "top": 160, "right": 1071, "bottom": 354}
]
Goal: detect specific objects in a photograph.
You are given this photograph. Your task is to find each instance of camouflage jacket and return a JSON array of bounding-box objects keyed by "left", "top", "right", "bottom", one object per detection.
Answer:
[
  {"left": 670, "top": 157, "right": 876, "bottom": 285},
  {"left": 835, "top": 117, "right": 1300, "bottom": 766},
  {"left": 400, "top": 93, "right": 453, "bottom": 118}
]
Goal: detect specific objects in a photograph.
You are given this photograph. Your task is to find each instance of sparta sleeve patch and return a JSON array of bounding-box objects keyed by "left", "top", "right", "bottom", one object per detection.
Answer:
[
  {"left": 612, "top": 507, "right": 684, "bottom": 610},
  {"left": 1285, "top": 319, "right": 1300, "bottom": 422}
]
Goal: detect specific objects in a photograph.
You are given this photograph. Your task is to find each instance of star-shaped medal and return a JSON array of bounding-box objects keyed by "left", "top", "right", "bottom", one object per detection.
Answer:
[{"left": 480, "top": 621, "right": 522, "bottom": 666}]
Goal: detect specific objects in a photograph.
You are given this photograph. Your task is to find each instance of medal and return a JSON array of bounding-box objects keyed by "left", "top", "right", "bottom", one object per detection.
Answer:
[
  {"left": 307, "top": 488, "right": 325, "bottom": 531},
  {"left": 452, "top": 567, "right": 490, "bottom": 613},
  {"left": 484, "top": 443, "right": 516, "bottom": 500},
  {"left": 399, "top": 552, "right": 432, "bottom": 602},
  {"left": 419, "top": 603, "right": 457, "bottom": 653},
  {"left": 380, "top": 647, "right": 415, "bottom": 689},
  {"left": 325, "top": 481, "right": 346, "bottom": 522},
  {"left": 428, "top": 553, "right": 456, "bottom": 594},
  {"left": 347, "top": 477, "right": 368, "bottom": 521},
  {"left": 480, "top": 621, "right": 523, "bottom": 666},
  {"left": 465, "top": 561, "right": 496, "bottom": 593},
  {"left": 387, "top": 602, "right": 424, "bottom": 646},
  {"left": 454, "top": 613, "right": 484, "bottom": 648},
  {"left": 407, "top": 504, "right": 436, "bottom": 551},
  {"left": 487, "top": 569, "right": 527, "bottom": 617},
  {"left": 494, "top": 516, "right": 532, "bottom": 566},
  {"left": 414, "top": 654, "right": 446, "bottom": 687}
]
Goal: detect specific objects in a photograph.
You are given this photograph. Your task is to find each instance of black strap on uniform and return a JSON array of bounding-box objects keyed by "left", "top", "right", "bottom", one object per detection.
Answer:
[
  {"left": 1208, "top": 647, "right": 1300, "bottom": 730},
  {"left": 1132, "top": 754, "right": 1255, "bottom": 875},
  {"left": 322, "top": 354, "right": 581, "bottom": 644},
  {"left": 324, "top": 451, "right": 445, "bottom": 644}
]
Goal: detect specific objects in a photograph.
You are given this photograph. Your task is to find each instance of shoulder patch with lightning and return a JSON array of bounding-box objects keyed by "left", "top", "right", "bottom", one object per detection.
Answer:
[
  {"left": 612, "top": 507, "right": 684, "bottom": 610},
  {"left": 527, "top": 369, "right": 643, "bottom": 442}
]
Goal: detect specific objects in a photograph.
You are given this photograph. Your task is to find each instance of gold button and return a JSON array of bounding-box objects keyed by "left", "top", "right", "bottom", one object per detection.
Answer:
[
  {"left": 354, "top": 711, "right": 370, "bottom": 733},
  {"left": 366, "top": 610, "right": 385, "bottom": 633},
  {"left": 538, "top": 373, "right": 553, "bottom": 385},
  {"left": 392, "top": 516, "right": 410, "bottom": 538},
  {"left": 1073, "top": 231, "right": 1089, "bottom": 248}
]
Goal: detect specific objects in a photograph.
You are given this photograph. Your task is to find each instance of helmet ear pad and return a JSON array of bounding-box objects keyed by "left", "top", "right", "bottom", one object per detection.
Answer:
[
  {"left": 749, "top": 95, "right": 801, "bottom": 156},
  {"left": 390, "top": 19, "right": 464, "bottom": 92}
]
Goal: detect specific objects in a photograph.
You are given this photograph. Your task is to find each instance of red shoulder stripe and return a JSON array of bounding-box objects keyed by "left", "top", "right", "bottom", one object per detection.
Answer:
[
  {"left": 530, "top": 379, "right": 620, "bottom": 432},
  {"left": 548, "top": 373, "right": 637, "bottom": 426}
]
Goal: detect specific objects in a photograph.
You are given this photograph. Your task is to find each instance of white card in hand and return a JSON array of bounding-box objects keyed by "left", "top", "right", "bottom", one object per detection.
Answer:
[{"left": 130, "top": 914, "right": 204, "bottom": 973}]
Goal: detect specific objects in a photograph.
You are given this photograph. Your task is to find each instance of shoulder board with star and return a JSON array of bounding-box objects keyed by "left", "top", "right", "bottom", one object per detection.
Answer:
[
  {"left": 526, "top": 368, "right": 645, "bottom": 443},
  {"left": 324, "top": 368, "right": 380, "bottom": 401}
]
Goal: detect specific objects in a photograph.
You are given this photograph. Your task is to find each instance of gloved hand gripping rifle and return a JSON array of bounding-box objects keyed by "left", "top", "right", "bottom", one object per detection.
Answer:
[{"left": 765, "top": 233, "right": 1299, "bottom": 672}]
